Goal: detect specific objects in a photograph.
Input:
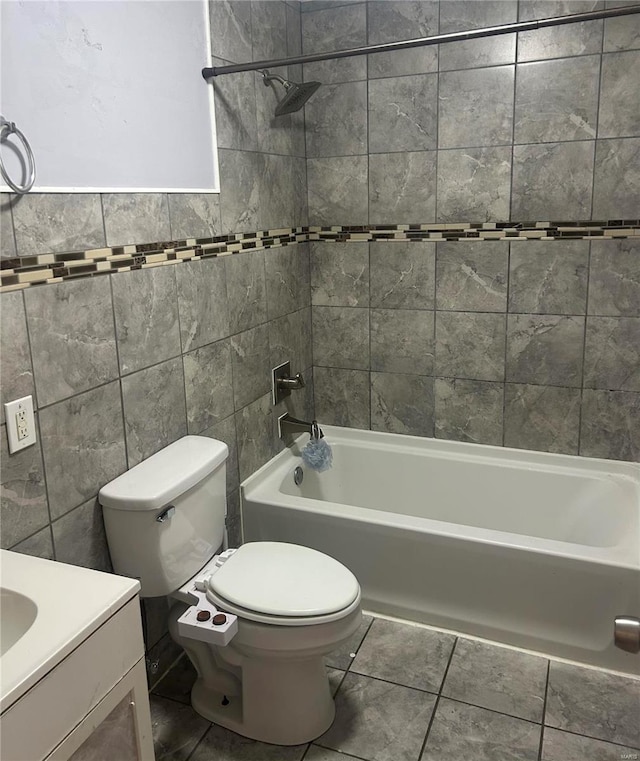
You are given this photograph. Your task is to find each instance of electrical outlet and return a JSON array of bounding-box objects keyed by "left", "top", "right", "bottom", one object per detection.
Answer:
[{"left": 4, "top": 395, "right": 36, "bottom": 453}]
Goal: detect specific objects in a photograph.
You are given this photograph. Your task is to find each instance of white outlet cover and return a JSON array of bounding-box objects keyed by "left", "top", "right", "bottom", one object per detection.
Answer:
[{"left": 4, "top": 395, "right": 36, "bottom": 453}]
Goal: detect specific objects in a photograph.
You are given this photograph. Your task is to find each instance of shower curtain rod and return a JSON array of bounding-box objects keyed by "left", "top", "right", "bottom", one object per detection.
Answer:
[{"left": 202, "top": 4, "right": 640, "bottom": 79}]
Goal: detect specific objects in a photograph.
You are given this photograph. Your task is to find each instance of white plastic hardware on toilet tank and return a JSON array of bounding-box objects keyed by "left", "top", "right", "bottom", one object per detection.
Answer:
[{"left": 241, "top": 425, "right": 640, "bottom": 675}]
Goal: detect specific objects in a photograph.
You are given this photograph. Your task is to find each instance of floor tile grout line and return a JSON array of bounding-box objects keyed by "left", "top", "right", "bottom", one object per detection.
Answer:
[
  {"left": 417, "top": 634, "right": 459, "bottom": 759},
  {"left": 537, "top": 660, "right": 551, "bottom": 761}
]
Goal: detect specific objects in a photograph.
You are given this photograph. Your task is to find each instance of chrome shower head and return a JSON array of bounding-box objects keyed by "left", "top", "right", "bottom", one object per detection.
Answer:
[{"left": 260, "top": 70, "right": 321, "bottom": 116}]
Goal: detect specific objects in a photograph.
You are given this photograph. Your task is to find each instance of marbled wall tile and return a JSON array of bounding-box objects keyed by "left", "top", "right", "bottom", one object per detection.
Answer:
[
  {"left": 318, "top": 672, "right": 437, "bottom": 761},
  {"left": 371, "top": 372, "right": 434, "bottom": 436},
  {"left": 213, "top": 66, "right": 258, "bottom": 152},
  {"left": 597, "top": 50, "right": 640, "bottom": 138},
  {"left": 443, "top": 638, "right": 548, "bottom": 722},
  {"left": 437, "top": 147, "right": 512, "bottom": 223},
  {"left": 439, "top": 67, "right": 514, "bottom": 149},
  {"left": 0, "top": 291, "right": 34, "bottom": 425},
  {"left": 604, "top": 8, "right": 640, "bottom": 52},
  {"left": 371, "top": 309, "right": 434, "bottom": 375},
  {"left": 52, "top": 498, "right": 111, "bottom": 572},
  {"left": 142, "top": 596, "right": 169, "bottom": 650},
  {"left": 310, "top": 241, "right": 369, "bottom": 307},
  {"left": 436, "top": 241, "right": 508, "bottom": 312},
  {"left": 1, "top": 432, "right": 49, "bottom": 549},
  {"left": 508, "top": 241, "right": 589, "bottom": 314},
  {"left": 422, "top": 699, "right": 541, "bottom": 761},
  {"left": 301, "top": 4, "right": 367, "bottom": 84},
  {"left": 25, "top": 278, "right": 118, "bottom": 407},
  {"left": 112, "top": 266, "right": 181, "bottom": 375},
  {"left": 504, "top": 383, "right": 581, "bottom": 454},
  {"left": 1, "top": 194, "right": 16, "bottom": 258},
  {"left": 506, "top": 314, "right": 585, "bottom": 387},
  {"left": 511, "top": 141, "right": 594, "bottom": 220},
  {"left": 439, "top": 0, "right": 517, "bottom": 71},
  {"left": 305, "top": 81, "right": 367, "bottom": 158},
  {"left": 121, "top": 358, "right": 187, "bottom": 467},
  {"left": 588, "top": 239, "right": 640, "bottom": 316},
  {"left": 201, "top": 414, "right": 239, "bottom": 496},
  {"left": 225, "top": 250, "right": 267, "bottom": 333},
  {"left": 11, "top": 527, "right": 54, "bottom": 560},
  {"left": 231, "top": 325, "right": 271, "bottom": 409},
  {"left": 542, "top": 728, "right": 640, "bottom": 761},
  {"left": 312, "top": 305, "right": 369, "bottom": 369},
  {"left": 291, "top": 156, "right": 309, "bottom": 227},
  {"left": 286, "top": 1, "right": 302, "bottom": 59},
  {"left": 11, "top": 193, "right": 105, "bottom": 256},
  {"left": 183, "top": 340, "right": 234, "bottom": 433},
  {"left": 39, "top": 382, "right": 126, "bottom": 519},
  {"left": 261, "top": 154, "right": 302, "bottom": 230},
  {"left": 592, "top": 137, "right": 640, "bottom": 219},
  {"left": 367, "top": 0, "right": 439, "bottom": 79},
  {"left": 265, "top": 244, "right": 310, "bottom": 319},
  {"left": 307, "top": 156, "right": 368, "bottom": 226},
  {"left": 514, "top": 56, "right": 600, "bottom": 144},
  {"left": 435, "top": 378, "right": 504, "bottom": 445},
  {"left": 209, "top": 0, "right": 253, "bottom": 63},
  {"left": 518, "top": 1, "right": 604, "bottom": 62},
  {"left": 236, "top": 393, "right": 276, "bottom": 481},
  {"left": 352, "top": 618, "right": 455, "bottom": 693},
  {"left": 369, "top": 151, "right": 437, "bottom": 224},
  {"left": 580, "top": 389, "right": 640, "bottom": 460},
  {"left": 226, "top": 488, "right": 242, "bottom": 548},
  {"left": 436, "top": 311, "right": 506, "bottom": 381},
  {"left": 584, "top": 316, "right": 640, "bottom": 391},
  {"left": 269, "top": 307, "right": 313, "bottom": 374},
  {"left": 370, "top": 242, "right": 436, "bottom": 309},
  {"left": 368, "top": 74, "right": 438, "bottom": 153},
  {"left": 176, "top": 257, "right": 229, "bottom": 353},
  {"left": 102, "top": 194, "right": 171, "bottom": 247},
  {"left": 314, "top": 366, "right": 370, "bottom": 428},
  {"left": 251, "top": 1, "right": 287, "bottom": 60},
  {"left": 219, "top": 150, "right": 264, "bottom": 234},
  {"left": 546, "top": 660, "right": 640, "bottom": 747},
  {"left": 167, "top": 193, "right": 221, "bottom": 240}
]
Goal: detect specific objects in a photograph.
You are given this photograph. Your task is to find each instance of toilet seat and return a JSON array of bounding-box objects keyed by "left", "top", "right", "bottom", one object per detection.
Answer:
[{"left": 205, "top": 542, "right": 361, "bottom": 627}]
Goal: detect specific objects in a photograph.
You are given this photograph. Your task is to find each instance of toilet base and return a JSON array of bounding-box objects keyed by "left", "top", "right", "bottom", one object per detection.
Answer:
[{"left": 190, "top": 654, "right": 336, "bottom": 746}]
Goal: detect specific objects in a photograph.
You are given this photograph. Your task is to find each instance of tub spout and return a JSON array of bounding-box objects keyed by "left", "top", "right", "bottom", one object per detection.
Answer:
[{"left": 278, "top": 413, "right": 323, "bottom": 440}]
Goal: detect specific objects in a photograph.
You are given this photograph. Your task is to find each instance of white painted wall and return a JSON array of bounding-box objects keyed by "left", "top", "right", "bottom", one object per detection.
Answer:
[{"left": 0, "top": 0, "right": 218, "bottom": 192}]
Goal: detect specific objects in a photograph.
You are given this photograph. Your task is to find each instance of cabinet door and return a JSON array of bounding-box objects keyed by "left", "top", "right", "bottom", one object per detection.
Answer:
[{"left": 47, "top": 659, "right": 154, "bottom": 761}]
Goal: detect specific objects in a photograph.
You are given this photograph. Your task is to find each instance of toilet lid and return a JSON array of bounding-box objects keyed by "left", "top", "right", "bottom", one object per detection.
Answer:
[{"left": 207, "top": 542, "right": 360, "bottom": 618}]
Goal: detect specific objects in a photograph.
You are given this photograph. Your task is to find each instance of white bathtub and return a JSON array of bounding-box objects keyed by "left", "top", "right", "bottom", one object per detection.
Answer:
[{"left": 241, "top": 426, "right": 640, "bottom": 675}]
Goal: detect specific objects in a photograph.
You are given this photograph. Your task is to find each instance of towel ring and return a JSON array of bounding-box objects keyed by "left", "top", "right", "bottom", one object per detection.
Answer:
[{"left": 0, "top": 117, "right": 36, "bottom": 194}]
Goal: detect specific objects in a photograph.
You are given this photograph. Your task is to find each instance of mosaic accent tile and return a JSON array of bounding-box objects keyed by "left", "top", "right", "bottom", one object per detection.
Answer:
[{"left": 2, "top": 223, "right": 639, "bottom": 294}]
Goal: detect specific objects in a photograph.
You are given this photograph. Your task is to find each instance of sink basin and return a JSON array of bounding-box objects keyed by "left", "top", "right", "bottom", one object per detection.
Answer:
[
  {"left": 0, "top": 589, "right": 37, "bottom": 656},
  {"left": 0, "top": 550, "right": 140, "bottom": 712}
]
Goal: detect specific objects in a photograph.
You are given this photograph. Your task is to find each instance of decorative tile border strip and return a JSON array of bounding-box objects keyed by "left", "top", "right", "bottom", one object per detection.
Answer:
[{"left": 2, "top": 221, "right": 638, "bottom": 293}]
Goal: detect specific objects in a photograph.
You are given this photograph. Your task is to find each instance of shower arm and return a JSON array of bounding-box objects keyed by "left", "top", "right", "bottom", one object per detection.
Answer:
[{"left": 203, "top": 4, "right": 640, "bottom": 79}]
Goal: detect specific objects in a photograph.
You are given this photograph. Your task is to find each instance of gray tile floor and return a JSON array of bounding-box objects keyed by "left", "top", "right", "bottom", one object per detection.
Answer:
[{"left": 150, "top": 615, "right": 640, "bottom": 761}]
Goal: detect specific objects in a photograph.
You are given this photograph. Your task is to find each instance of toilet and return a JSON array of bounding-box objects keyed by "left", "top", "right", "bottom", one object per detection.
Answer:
[{"left": 98, "top": 435, "right": 362, "bottom": 746}]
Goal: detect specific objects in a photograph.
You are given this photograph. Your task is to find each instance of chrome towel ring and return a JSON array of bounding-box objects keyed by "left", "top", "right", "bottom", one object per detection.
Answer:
[{"left": 0, "top": 116, "right": 36, "bottom": 194}]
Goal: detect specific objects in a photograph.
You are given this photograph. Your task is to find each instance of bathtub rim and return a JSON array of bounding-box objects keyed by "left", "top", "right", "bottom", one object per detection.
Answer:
[{"left": 241, "top": 426, "right": 640, "bottom": 572}]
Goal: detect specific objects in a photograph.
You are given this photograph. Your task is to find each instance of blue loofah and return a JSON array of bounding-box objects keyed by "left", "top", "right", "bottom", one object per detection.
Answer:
[{"left": 301, "top": 437, "right": 333, "bottom": 472}]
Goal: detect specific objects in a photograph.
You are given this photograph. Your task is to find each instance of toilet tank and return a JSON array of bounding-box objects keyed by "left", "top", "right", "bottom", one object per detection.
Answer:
[{"left": 99, "top": 436, "right": 228, "bottom": 597}]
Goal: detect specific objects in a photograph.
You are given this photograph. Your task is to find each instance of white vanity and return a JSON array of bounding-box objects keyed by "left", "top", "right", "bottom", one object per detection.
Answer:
[{"left": 0, "top": 550, "right": 155, "bottom": 761}]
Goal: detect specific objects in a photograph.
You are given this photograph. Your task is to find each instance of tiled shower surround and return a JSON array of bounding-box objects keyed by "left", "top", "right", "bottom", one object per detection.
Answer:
[{"left": 1, "top": 0, "right": 639, "bottom": 675}]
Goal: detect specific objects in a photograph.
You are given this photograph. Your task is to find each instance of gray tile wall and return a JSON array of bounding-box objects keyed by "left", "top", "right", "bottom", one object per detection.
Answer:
[
  {"left": 301, "top": 0, "right": 640, "bottom": 223},
  {"left": 311, "top": 238, "right": 640, "bottom": 461},
  {"left": 0, "top": 1, "right": 310, "bottom": 675}
]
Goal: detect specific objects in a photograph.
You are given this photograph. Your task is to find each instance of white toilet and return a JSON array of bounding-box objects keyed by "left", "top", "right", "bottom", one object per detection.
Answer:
[{"left": 99, "top": 435, "right": 362, "bottom": 746}]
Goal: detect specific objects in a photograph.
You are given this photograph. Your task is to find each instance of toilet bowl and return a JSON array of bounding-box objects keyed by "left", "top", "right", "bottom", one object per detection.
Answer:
[{"left": 99, "top": 436, "right": 362, "bottom": 746}]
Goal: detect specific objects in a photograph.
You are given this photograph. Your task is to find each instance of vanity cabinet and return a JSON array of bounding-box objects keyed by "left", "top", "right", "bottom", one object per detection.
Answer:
[{"left": 1, "top": 598, "right": 155, "bottom": 761}]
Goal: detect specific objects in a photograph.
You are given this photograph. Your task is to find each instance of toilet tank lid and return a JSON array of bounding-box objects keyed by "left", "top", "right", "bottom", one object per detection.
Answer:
[{"left": 99, "top": 436, "right": 228, "bottom": 511}]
